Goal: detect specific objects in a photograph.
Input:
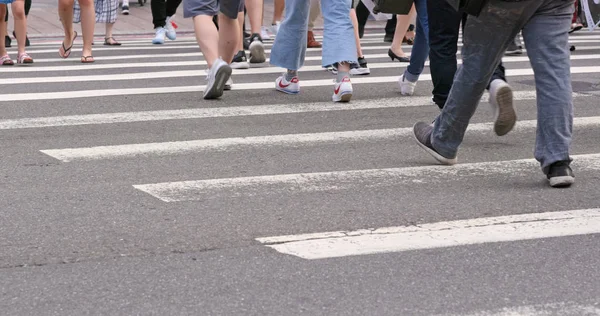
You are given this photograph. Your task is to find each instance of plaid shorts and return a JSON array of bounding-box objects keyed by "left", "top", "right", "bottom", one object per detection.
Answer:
[{"left": 74, "top": 0, "right": 118, "bottom": 24}]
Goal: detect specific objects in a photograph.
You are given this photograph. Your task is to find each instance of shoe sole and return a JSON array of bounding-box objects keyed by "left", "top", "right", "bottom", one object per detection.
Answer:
[
  {"left": 249, "top": 42, "right": 266, "bottom": 63},
  {"left": 493, "top": 85, "right": 517, "bottom": 136},
  {"left": 231, "top": 62, "right": 250, "bottom": 69},
  {"left": 350, "top": 68, "right": 370, "bottom": 76},
  {"left": 333, "top": 92, "right": 352, "bottom": 102},
  {"left": 276, "top": 87, "right": 300, "bottom": 94},
  {"left": 204, "top": 65, "right": 232, "bottom": 100},
  {"left": 412, "top": 125, "right": 458, "bottom": 165},
  {"left": 549, "top": 175, "right": 575, "bottom": 188}
]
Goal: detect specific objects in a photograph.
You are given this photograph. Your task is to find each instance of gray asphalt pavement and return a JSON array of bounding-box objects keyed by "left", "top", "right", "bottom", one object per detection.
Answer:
[{"left": 1, "top": 30, "right": 600, "bottom": 315}]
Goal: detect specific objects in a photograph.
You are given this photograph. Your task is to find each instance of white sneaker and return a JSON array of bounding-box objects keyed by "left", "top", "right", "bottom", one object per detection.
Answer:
[
  {"left": 121, "top": 4, "right": 129, "bottom": 15},
  {"left": 270, "top": 22, "right": 281, "bottom": 35},
  {"left": 275, "top": 75, "right": 300, "bottom": 94},
  {"left": 260, "top": 26, "right": 271, "bottom": 40},
  {"left": 398, "top": 74, "right": 416, "bottom": 96},
  {"left": 332, "top": 77, "right": 352, "bottom": 102},
  {"left": 204, "top": 58, "right": 232, "bottom": 99},
  {"left": 224, "top": 77, "right": 233, "bottom": 91},
  {"left": 488, "top": 79, "right": 516, "bottom": 136},
  {"left": 165, "top": 16, "right": 177, "bottom": 41},
  {"left": 152, "top": 27, "right": 166, "bottom": 44}
]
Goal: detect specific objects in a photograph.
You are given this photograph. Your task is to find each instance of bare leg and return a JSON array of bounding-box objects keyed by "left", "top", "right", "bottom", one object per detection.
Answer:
[
  {"left": 237, "top": 11, "right": 244, "bottom": 51},
  {"left": 218, "top": 12, "right": 239, "bottom": 63},
  {"left": 390, "top": 5, "right": 415, "bottom": 57},
  {"left": 11, "top": 0, "right": 26, "bottom": 54},
  {"left": 245, "top": 0, "right": 262, "bottom": 34},
  {"left": 272, "top": 0, "right": 284, "bottom": 24},
  {"left": 0, "top": 5, "right": 7, "bottom": 56},
  {"left": 58, "top": 0, "right": 76, "bottom": 51},
  {"left": 192, "top": 15, "right": 219, "bottom": 68},
  {"left": 78, "top": 0, "right": 95, "bottom": 57}
]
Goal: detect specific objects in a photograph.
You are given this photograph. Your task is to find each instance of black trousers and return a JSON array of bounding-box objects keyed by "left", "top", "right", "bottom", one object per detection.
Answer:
[
  {"left": 355, "top": 0, "right": 396, "bottom": 37},
  {"left": 152, "top": 0, "right": 182, "bottom": 28},
  {"left": 427, "top": 0, "right": 505, "bottom": 109}
]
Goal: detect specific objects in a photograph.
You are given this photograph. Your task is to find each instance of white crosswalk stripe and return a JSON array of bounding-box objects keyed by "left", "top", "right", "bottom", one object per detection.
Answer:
[{"left": 4, "top": 31, "right": 600, "bottom": 264}]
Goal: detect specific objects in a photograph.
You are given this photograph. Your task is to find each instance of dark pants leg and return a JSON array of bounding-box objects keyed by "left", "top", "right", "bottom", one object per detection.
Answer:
[
  {"left": 385, "top": 15, "right": 396, "bottom": 35},
  {"left": 428, "top": 0, "right": 507, "bottom": 109},
  {"left": 427, "top": 0, "right": 462, "bottom": 109},
  {"left": 355, "top": 0, "right": 369, "bottom": 37},
  {"left": 152, "top": 0, "right": 181, "bottom": 28}
]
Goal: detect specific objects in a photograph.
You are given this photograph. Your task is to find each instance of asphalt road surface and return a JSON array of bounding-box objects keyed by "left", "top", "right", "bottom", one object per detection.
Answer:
[{"left": 1, "top": 30, "right": 600, "bottom": 315}]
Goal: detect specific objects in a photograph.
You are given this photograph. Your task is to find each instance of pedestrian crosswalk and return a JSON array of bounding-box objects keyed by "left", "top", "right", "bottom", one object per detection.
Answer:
[
  {"left": 2, "top": 29, "right": 600, "bottom": 314},
  {"left": 2, "top": 30, "right": 600, "bottom": 259}
]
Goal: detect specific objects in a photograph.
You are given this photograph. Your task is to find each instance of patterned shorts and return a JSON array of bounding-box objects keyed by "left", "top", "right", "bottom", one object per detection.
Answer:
[{"left": 74, "top": 0, "right": 118, "bottom": 24}]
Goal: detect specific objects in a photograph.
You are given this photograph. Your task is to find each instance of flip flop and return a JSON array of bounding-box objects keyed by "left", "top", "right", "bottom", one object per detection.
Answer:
[
  {"left": 80, "top": 56, "right": 95, "bottom": 63},
  {"left": 104, "top": 37, "right": 122, "bottom": 46},
  {"left": 59, "top": 31, "right": 78, "bottom": 59}
]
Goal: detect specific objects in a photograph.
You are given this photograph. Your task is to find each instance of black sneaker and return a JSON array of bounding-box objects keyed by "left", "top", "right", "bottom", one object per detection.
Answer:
[
  {"left": 349, "top": 57, "right": 370, "bottom": 75},
  {"left": 243, "top": 37, "right": 250, "bottom": 50},
  {"left": 230, "top": 50, "right": 249, "bottom": 69},
  {"left": 5, "top": 35, "right": 11, "bottom": 48},
  {"left": 413, "top": 121, "right": 457, "bottom": 165},
  {"left": 122, "top": 5, "right": 129, "bottom": 15},
  {"left": 248, "top": 33, "right": 265, "bottom": 63},
  {"left": 546, "top": 160, "right": 574, "bottom": 188}
]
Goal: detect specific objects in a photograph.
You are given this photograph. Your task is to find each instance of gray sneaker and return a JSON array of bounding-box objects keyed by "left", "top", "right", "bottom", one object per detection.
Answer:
[
  {"left": 204, "top": 58, "right": 232, "bottom": 100},
  {"left": 489, "top": 79, "right": 516, "bottom": 136},
  {"left": 413, "top": 122, "right": 457, "bottom": 165}
]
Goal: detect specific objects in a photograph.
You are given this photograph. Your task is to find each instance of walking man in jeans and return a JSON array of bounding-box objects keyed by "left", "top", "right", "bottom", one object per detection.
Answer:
[
  {"left": 413, "top": 0, "right": 576, "bottom": 188},
  {"left": 427, "top": 0, "right": 516, "bottom": 136}
]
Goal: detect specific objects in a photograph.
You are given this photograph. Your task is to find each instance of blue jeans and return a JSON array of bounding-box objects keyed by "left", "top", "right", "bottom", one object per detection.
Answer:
[
  {"left": 403, "top": 0, "right": 429, "bottom": 82},
  {"left": 270, "top": 0, "right": 357, "bottom": 70},
  {"left": 431, "top": 0, "right": 574, "bottom": 173}
]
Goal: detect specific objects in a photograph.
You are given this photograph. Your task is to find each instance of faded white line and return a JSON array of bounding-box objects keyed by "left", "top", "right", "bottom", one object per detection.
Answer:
[
  {"left": 4, "top": 55, "right": 600, "bottom": 84},
  {"left": 0, "top": 90, "right": 587, "bottom": 129},
  {"left": 2, "top": 67, "right": 599, "bottom": 101},
  {"left": 133, "top": 154, "right": 600, "bottom": 202},
  {"left": 255, "top": 209, "right": 600, "bottom": 260},
  {"left": 40, "top": 116, "right": 600, "bottom": 162},
  {"left": 438, "top": 302, "right": 600, "bottom": 316}
]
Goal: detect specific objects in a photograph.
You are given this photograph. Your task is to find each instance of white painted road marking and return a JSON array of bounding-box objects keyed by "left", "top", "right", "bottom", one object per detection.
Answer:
[
  {"left": 2, "top": 67, "right": 599, "bottom": 101},
  {"left": 256, "top": 209, "right": 600, "bottom": 260},
  {"left": 3, "top": 55, "right": 600, "bottom": 84},
  {"left": 40, "top": 116, "right": 600, "bottom": 162},
  {"left": 439, "top": 302, "right": 600, "bottom": 316},
  {"left": 0, "top": 91, "right": 589, "bottom": 130},
  {"left": 132, "top": 154, "right": 600, "bottom": 202}
]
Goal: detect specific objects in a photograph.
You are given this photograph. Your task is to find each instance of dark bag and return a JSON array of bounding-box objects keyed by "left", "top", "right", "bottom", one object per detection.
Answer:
[
  {"left": 445, "top": 0, "right": 490, "bottom": 17},
  {"left": 372, "top": 0, "right": 414, "bottom": 15}
]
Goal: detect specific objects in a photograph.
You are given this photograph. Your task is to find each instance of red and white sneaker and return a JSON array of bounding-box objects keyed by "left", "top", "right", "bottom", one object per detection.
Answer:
[
  {"left": 332, "top": 76, "right": 352, "bottom": 102},
  {"left": 275, "top": 75, "right": 300, "bottom": 94}
]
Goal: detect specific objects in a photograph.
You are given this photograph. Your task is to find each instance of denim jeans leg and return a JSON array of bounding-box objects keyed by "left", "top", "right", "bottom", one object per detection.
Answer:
[
  {"left": 431, "top": 1, "right": 532, "bottom": 158},
  {"left": 269, "top": 0, "right": 310, "bottom": 70},
  {"left": 404, "top": 0, "right": 429, "bottom": 82},
  {"left": 321, "top": 0, "right": 356, "bottom": 67},
  {"left": 427, "top": 0, "right": 461, "bottom": 108},
  {"left": 522, "top": 0, "right": 574, "bottom": 173}
]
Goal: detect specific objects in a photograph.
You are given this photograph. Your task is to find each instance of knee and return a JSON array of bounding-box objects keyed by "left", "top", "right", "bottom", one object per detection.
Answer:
[{"left": 11, "top": 6, "right": 25, "bottom": 19}]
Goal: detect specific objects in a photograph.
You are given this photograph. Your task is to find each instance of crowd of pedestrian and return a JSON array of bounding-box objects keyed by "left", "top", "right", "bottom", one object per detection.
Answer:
[{"left": 0, "top": 0, "right": 589, "bottom": 187}]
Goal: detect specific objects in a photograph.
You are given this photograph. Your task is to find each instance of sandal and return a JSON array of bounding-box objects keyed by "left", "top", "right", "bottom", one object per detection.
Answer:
[
  {"left": 59, "top": 31, "right": 78, "bottom": 59},
  {"left": 104, "top": 37, "right": 121, "bottom": 46},
  {"left": 1, "top": 54, "right": 14, "bottom": 66},
  {"left": 17, "top": 52, "right": 33, "bottom": 64},
  {"left": 81, "top": 56, "right": 95, "bottom": 63}
]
